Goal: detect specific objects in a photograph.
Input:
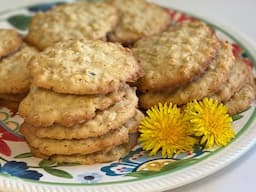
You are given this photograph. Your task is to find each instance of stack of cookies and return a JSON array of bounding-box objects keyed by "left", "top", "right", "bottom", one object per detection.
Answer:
[
  {"left": 0, "top": 29, "right": 38, "bottom": 112},
  {"left": 134, "top": 21, "right": 256, "bottom": 115},
  {"left": 19, "top": 39, "right": 143, "bottom": 164}
]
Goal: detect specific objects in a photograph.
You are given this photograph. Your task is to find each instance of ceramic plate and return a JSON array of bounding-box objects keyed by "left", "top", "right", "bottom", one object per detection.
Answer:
[{"left": 0, "top": 1, "right": 256, "bottom": 192}]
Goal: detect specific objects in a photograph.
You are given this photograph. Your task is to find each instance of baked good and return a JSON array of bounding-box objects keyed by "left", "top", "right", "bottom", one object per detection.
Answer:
[
  {"left": 132, "top": 21, "right": 219, "bottom": 92},
  {"left": 28, "top": 39, "right": 142, "bottom": 95},
  {"left": 26, "top": 2, "right": 118, "bottom": 50},
  {"left": 107, "top": 0, "right": 171, "bottom": 45}
]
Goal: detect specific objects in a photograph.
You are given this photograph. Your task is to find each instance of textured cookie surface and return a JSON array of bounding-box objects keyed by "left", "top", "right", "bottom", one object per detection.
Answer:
[
  {"left": 107, "top": 0, "right": 171, "bottom": 45},
  {"left": 34, "top": 87, "right": 138, "bottom": 139},
  {"left": 211, "top": 59, "right": 250, "bottom": 102},
  {"left": 0, "top": 29, "right": 22, "bottom": 58},
  {"left": 18, "top": 85, "right": 127, "bottom": 127},
  {"left": 225, "top": 71, "right": 256, "bottom": 115},
  {"left": 28, "top": 39, "right": 142, "bottom": 95},
  {"left": 26, "top": 2, "right": 118, "bottom": 50},
  {"left": 0, "top": 45, "right": 38, "bottom": 94},
  {"left": 139, "top": 41, "right": 234, "bottom": 108},
  {"left": 20, "top": 125, "right": 129, "bottom": 156},
  {"left": 132, "top": 21, "right": 219, "bottom": 92},
  {"left": 30, "top": 132, "right": 138, "bottom": 165}
]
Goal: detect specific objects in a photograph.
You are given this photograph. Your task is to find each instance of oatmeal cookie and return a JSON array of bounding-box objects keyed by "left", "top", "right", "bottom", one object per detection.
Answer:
[
  {"left": 0, "top": 29, "right": 22, "bottom": 58},
  {"left": 26, "top": 2, "right": 118, "bottom": 50},
  {"left": 28, "top": 39, "right": 142, "bottom": 95},
  {"left": 132, "top": 21, "right": 219, "bottom": 92},
  {"left": 139, "top": 41, "right": 234, "bottom": 108},
  {"left": 107, "top": 0, "right": 171, "bottom": 45},
  {"left": 0, "top": 44, "right": 38, "bottom": 94},
  {"left": 34, "top": 87, "right": 138, "bottom": 139},
  {"left": 18, "top": 85, "right": 127, "bottom": 127},
  {"left": 20, "top": 124, "right": 129, "bottom": 156}
]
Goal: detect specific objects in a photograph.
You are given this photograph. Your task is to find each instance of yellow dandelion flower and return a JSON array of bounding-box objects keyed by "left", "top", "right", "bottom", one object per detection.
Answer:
[
  {"left": 184, "top": 98, "right": 235, "bottom": 149},
  {"left": 139, "top": 103, "right": 196, "bottom": 158}
]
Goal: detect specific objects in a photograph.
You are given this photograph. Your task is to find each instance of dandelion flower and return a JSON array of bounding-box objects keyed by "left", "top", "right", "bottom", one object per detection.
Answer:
[
  {"left": 184, "top": 98, "right": 235, "bottom": 149},
  {"left": 139, "top": 103, "right": 196, "bottom": 158}
]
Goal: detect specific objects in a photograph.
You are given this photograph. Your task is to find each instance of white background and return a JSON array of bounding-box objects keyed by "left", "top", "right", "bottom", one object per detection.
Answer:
[{"left": 0, "top": 0, "right": 255, "bottom": 192}]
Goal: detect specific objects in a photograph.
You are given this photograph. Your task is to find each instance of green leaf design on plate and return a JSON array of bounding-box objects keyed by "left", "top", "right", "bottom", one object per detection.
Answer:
[
  {"left": 57, "top": 162, "right": 80, "bottom": 167},
  {"left": 7, "top": 15, "right": 32, "bottom": 30},
  {"left": 127, "top": 158, "right": 200, "bottom": 178},
  {"left": 160, "top": 158, "right": 199, "bottom": 172},
  {"left": 39, "top": 159, "right": 56, "bottom": 168},
  {"left": 43, "top": 168, "right": 73, "bottom": 179},
  {"left": 14, "top": 152, "right": 32, "bottom": 159},
  {"left": 126, "top": 170, "right": 158, "bottom": 178},
  {"left": 232, "top": 114, "right": 243, "bottom": 121}
]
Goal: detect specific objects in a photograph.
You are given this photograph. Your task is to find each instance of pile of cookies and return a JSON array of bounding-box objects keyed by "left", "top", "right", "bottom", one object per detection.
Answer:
[
  {"left": 134, "top": 21, "right": 256, "bottom": 115},
  {"left": 25, "top": 0, "right": 171, "bottom": 49},
  {"left": 0, "top": 29, "right": 38, "bottom": 112},
  {"left": 19, "top": 39, "right": 143, "bottom": 164}
]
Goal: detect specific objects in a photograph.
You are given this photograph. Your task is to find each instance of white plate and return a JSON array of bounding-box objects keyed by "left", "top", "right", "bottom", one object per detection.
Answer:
[{"left": 0, "top": 1, "right": 255, "bottom": 192}]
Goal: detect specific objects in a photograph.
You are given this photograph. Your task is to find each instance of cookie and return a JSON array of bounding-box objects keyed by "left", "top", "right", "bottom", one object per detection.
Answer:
[
  {"left": 0, "top": 44, "right": 38, "bottom": 94},
  {"left": 107, "top": 0, "right": 171, "bottom": 45},
  {"left": 0, "top": 29, "right": 22, "bottom": 58},
  {"left": 34, "top": 87, "right": 138, "bottom": 139},
  {"left": 30, "top": 132, "right": 139, "bottom": 164},
  {"left": 225, "top": 72, "right": 256, "bottom": 115},
  {"left": 139, "top": 41, "right": 234, "bottom": 108},
  {"left": 26, "top": 2, "right": 118, "bottom": 50},
  {"left": 28, "top": 39, "right": 142, "bottom": 95},
  {"left": 132, "top": 21, "right": 219, "bottom": 92},
  {"left": 20, "top": 124, "right": 129, "bottom": 156},
  {"left": 0, "top": 92, "right": 27, "bottom": 102},
  {"left": 125, "top": 109, "right": 144, "bottom": 134},
  {"left": 211, "top": 58, "right": 250, "bottom": 102},
  {"left": 18, "top": 85, "right": 127, "bottom": 127}
]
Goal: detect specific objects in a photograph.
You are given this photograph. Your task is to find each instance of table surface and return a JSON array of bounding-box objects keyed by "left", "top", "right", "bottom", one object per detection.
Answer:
[{"left": 0, "top": 0, "right": 255, "bottom": 192}]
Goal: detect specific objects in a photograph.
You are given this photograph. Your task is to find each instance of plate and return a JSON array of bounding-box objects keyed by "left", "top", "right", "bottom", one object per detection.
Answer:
[{"left": 0, "top": 1, "right": 256, "bottom": 192}]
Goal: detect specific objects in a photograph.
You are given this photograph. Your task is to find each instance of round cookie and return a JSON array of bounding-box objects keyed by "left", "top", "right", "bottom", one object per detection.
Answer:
[
  {"left": 26, "top": 2, "right": 118, "bottom": 50},
  {"left": 20, "top": 124, "right": 129, "bottom": 156},
  {"left": 139, "top": 41, "right": 234, "bottom": 108},
  {"left": 0, "top": 44, "right": 38, "bottom": 94},
  {"left": 132, "top": 21, "right": 219, "bottom": 92},
  {"left": 29, "top": 132, "right": 139, "bottom": 165},
  {"left": 28, "top": 39, "right": 142, "bottom": 95},
  {"left": 225, "top": 72, "right": 256, "bottom": 115},
  {"left": 18, "top": 85, "right": 127, "bottom": 127},
  {"left": 107, "top": 0, "right": 171, "bottom": 45},
  {"left": 211, "top": 58, "right": 251, "bottom": 102},
  {"left": 0, "top": 29, "right": 22, "bottom": 58},
  {"left": 34, "top": 87, "right": 138, "bottom": 139}
]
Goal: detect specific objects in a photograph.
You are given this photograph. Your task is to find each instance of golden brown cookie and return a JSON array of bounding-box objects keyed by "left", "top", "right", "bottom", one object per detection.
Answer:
[
  {"left": 132, "top": 21, "right": 219, "bottom": 92},
  {"left": 29, "top": 132, "right": 139, "bottom": 165},
  {"left": 107, "top": 0, "right": 171, "bottom": 45},
  {"left": 0, "top": 29, "right": 22, "bottom": 58},
  {"left": 20, "top": 124, "right": 129, "bottom": 156},
  {"left": 18, "top": 85, "right": 127, "bottom": 127},
  {"left": 28, "top": 39, "right": 142, "bottom": 95},
  {"left": 211, "top": 58, "right": 250, "bottom": 102},
  {"left": 139, "top": 41, "right": 234, "bottom": 108},
  {"left": 34, "top": 87, "right": 138, "bottom": 139},
  {"left": 225, "top": 71, "right": 256, "bottom": 115},
  {"left": 26, "top": 2, "right": 118, "bottom": 50},
  {"left": 0, "top": 44, "right": 38, "bottom": 94}
]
